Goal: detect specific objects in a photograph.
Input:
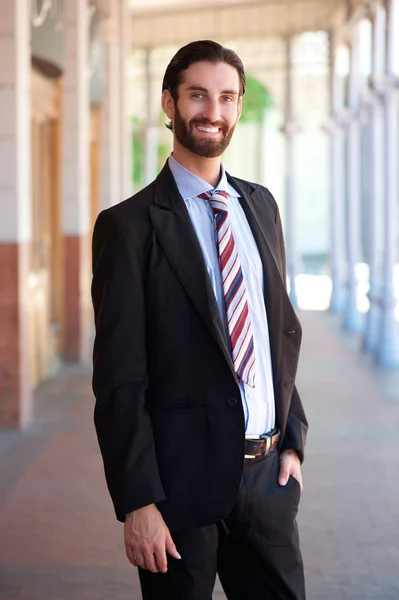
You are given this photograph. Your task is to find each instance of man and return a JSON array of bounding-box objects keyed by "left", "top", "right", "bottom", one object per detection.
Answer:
[{"left": 92, "top": 40, "right": 308, "bottom": 600}]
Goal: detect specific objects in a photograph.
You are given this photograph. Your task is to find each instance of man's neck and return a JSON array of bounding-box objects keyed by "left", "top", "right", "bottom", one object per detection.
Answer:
[{"left": 172, "top": 144, "right": 222, "bottom": 189}]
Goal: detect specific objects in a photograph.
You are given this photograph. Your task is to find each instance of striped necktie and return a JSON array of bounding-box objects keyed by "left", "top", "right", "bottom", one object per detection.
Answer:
[{"left": 199, "top": 190, "right": 256, "bottom": 387}]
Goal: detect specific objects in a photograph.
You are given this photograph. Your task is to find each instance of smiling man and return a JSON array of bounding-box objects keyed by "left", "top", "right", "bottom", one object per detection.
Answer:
[{"left": 91, "top": 40, "right": 308, "bottom": 600}]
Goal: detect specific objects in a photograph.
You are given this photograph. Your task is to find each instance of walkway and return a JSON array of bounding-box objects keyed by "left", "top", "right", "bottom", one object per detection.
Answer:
[{"left": 0, "top": 311, "right": 398, "bottom": 599}]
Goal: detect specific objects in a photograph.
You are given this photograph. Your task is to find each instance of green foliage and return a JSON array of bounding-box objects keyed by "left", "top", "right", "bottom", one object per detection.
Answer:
[
  {"left": 240, "top": 74, "right": 274, "bottom": 124},
  {"left": 132, "top": 118, "right": 144, "bottom": 189},
  {"left": 133, "top": 138, "right": 143, "bottom": 188}
]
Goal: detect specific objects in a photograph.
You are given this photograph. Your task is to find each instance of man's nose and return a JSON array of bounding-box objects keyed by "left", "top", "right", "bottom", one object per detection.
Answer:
[{"left": 203, "top": 99, "right": 221, "bottom": 124}]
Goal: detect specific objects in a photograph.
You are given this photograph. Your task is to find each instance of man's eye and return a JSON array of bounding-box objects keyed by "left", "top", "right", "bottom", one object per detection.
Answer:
[
  {"left": 222, "top": 96, "right": 233, "bottom": 103},
  {"left": 191, "top": 93, "right": 204, "bottom": 99}
]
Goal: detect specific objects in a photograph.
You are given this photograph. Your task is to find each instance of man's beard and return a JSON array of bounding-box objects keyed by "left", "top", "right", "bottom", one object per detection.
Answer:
[{"left": 173, "top": 105, "right": 236, "bottom": 158}]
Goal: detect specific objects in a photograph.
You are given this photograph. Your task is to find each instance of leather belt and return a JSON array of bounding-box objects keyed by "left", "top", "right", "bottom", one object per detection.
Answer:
[{"left": 244, "top": 430, "right": 280, "bottom": 459}]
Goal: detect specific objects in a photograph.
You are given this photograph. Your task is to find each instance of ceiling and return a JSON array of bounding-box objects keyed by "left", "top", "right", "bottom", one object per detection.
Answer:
[
  {"left": 130, "top": 0, "right": 245, "bottom": 12},
  {"left": 128, "top": 0, "right": 362, "bottom": 49}
]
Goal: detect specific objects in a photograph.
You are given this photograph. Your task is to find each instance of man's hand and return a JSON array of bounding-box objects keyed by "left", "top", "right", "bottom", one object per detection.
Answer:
[
  {"left": 124, "top": 504, "right": 181, "bottom": 573},
  {"left": 278, "top": 449, "right": 303, "bottom": 491}
]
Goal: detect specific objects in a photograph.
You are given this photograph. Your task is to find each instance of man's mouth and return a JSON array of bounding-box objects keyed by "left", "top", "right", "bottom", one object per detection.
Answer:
[{"left": 195, "top": 124, "right": 221, "bottom": 134}]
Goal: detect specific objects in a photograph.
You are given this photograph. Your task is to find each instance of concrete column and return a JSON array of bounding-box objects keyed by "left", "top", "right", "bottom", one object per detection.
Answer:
[
  {"left": 62, "top": 0, "right": 91, "bottom": 361},
  {"left": 144, "top": 49, "right": 159, "bottom": 185},
  {"left": 119, "top": 0, "right": 133, "bottom": 198},
  {"left": 281, "top": 37, "right": 300, "bottom": 307},
  {"left": 343, "top": 32, "right": 363, "bottom": 333},
  {"left": 99, "top": 0, "right": 121, "bottom": 209},
  {"left": 376, "top": 0, "right": 399, "bottom": 367},
  {"left": 0, "top": 0, "right": 31, "bottom": 428},
  {"left": 363, "top": 7, "right": 385, "bottom": 352},
  {"left": 328, "top": 38, "right": 347, "bottom": 315}
]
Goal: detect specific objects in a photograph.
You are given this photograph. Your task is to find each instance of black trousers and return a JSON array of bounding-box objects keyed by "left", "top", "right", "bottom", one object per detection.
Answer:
[{"left": 139, "top": 450, "right": 305, "bottom": 600}]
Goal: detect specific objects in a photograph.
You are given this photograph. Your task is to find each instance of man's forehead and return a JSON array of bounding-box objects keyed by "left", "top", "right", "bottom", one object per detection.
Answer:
[{"left": 180, "top": 61, "right": 240, "bottom": 90}]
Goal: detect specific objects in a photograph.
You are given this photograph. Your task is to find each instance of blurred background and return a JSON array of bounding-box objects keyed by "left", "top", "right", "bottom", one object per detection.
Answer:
[{"left": 1, "top": 1, "right": 399, "bottom": 599}]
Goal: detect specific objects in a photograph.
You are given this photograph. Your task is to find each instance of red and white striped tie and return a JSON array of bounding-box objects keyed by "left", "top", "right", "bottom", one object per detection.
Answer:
[{"left": 199, "top": 190, "right": 256, "bottom": 387}]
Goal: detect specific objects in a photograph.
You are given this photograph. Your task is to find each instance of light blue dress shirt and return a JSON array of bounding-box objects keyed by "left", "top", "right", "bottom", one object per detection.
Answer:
[{"left": 168, "top": 154, "right": 275, "bottom": 436}]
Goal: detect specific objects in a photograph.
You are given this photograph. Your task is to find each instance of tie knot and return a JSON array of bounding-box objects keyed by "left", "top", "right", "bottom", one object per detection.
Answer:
[
  {"left": 198, "top": 189, "right": 228, "bottom": 212},
  {"left": 213, "top": 189, "right": 228, "bottom": 199}
]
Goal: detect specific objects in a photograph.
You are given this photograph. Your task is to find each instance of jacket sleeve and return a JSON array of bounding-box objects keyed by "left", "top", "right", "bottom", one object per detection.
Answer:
[
  {"left": 91, "top": 209, "right": 166, "bottom": 521},
  {"left": 274, "top": 202, "right": 308, "bottom": 463},
  {"left": 279, "top": 385, "right": 308, "bottom": 463}
]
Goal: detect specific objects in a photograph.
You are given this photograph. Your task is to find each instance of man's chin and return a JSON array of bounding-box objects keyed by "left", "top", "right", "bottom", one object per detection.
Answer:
[{"left": 186, "top": 139, "right": 226, "bottom": 159}]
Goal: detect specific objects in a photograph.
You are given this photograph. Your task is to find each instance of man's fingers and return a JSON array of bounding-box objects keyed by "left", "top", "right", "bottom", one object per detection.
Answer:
[
  {"left": 133, "top": 548, "right": 147, "bottom": 570},
  {"left": 278, "top": 465, "right": 303, "bottom": 490},
  {"left": 125, "top": 545, "right": 138, "bottom": 567},
  {"left": 142, "top": 546, "right": 159, "bottom": 573},
  {"left": 154, "top": 544, "right": 168, "bottom": 573},
  {"left": 165, "top": 532, "right": 181, "bottom": 560},
  {"left": 278, "top": 466, "right": 290, "bottom": 486},
  {"left": 279, "top": 451, "right": 303, "bottom": 488}
]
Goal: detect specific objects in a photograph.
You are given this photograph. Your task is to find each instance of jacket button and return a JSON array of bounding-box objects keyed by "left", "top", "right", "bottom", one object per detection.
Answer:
[{"left": 227, "top": 397, "right": 238, "bottom": 407}]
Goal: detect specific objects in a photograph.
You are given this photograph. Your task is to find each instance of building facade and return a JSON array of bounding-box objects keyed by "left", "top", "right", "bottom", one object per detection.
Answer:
[{"left": 0, "top": 0, "right": 131, "bottom": 428}]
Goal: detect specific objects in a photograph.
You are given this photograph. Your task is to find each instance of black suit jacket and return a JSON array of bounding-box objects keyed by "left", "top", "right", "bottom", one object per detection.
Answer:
[{"left": 91, "top": 162, "right": 308, "bottom": 532}]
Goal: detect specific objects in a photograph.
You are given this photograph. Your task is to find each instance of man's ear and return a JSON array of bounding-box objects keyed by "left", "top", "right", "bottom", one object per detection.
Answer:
[{"left": 162, "top": 89, "right": 175, "bottom": 121}]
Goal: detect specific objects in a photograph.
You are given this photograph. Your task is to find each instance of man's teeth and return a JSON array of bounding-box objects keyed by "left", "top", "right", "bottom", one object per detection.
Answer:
[{"left": 197, "top": 125, "right": 219, "bottom": 133}]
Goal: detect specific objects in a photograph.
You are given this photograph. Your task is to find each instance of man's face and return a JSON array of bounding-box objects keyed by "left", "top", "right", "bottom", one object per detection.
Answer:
[{"left": 166, "top": 61, "right": 242, "bottom": 158}]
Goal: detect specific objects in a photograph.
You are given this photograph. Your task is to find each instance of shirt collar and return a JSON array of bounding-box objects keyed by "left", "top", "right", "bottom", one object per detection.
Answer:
[{"left": 168, "top": 154, "right": 240, "bottom": 200}]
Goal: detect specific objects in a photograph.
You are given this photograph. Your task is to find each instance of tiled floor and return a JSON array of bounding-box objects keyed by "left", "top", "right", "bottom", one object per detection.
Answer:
[{"left": 1, "top": 311, "right": 398, "bottom": 599}]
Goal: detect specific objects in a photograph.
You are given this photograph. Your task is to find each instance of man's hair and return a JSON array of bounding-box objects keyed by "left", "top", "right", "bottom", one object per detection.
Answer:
[{"left": 162, "top": 40, "right": 246, "bottom": 104}]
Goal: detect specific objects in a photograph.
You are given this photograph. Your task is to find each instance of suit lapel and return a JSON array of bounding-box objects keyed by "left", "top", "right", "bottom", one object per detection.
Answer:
[
  {"left": 227, "top": 174, "right": 300, "bottom": 422},
  {"left": 149, "top": 164, "right": 238, "bottom": 385},
  {"left": 227, "top": 174, "right": 285, "bottom": 287},
  {"left": 227, "top": 173, "right": 292, "bottom": 325}
]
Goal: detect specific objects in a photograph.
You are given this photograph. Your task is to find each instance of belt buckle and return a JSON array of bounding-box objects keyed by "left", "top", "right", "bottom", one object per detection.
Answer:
[{"left": 260, "top": 432, "right": 272, "bottom": 455}]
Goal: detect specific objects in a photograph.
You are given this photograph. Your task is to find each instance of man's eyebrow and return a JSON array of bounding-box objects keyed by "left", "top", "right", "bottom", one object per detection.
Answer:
[{"left": 186, "top": 85, "right": 238, "bottom": 96}]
